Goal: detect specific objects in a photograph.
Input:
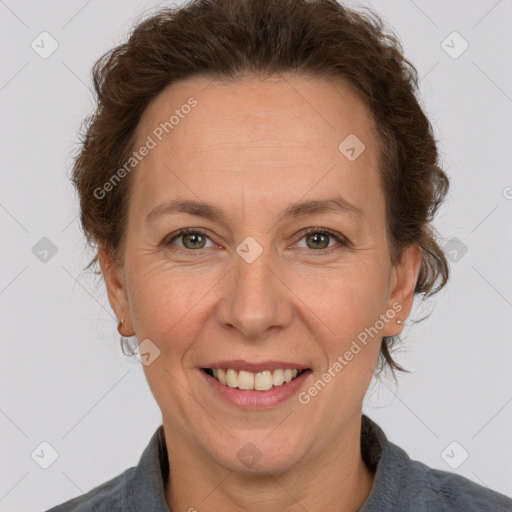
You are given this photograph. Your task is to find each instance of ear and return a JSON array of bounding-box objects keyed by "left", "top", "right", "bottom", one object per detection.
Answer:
[
  {"left": 99, "top": 243, "right": 133, "bottom": 334},
  {"left": 382, "top": 243, "right": 423, "bottom": 337}
]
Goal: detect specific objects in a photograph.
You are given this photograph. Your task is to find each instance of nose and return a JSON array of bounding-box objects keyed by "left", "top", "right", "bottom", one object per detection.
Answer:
[{"left": 216, "top": 250, "right": 293, "bottom": 341}]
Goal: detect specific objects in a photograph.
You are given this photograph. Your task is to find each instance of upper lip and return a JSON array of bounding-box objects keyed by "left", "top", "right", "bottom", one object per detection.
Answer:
[{"left": 202, "top": 360, "right": 311, "bottom": 372}]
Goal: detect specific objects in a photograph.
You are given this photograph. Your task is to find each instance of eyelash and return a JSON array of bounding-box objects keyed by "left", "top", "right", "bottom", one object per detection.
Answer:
[{"left": 163, "top": 227, "right": 348, "bottom": 254}]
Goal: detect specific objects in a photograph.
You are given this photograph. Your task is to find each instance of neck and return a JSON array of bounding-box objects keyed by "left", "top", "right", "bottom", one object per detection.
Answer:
[{"left": 164, "top": 414, "right": 375, "bottom": 512}]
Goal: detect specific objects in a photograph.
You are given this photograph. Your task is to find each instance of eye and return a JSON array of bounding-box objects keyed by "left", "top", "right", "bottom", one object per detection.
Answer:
[
  {"left": 294, "top": 227, "right": 348, "bottom": 252},
  {"left": 164, "top": 228, "right": 215, "bottom": 250},
  {"left": 163, "top": 227, "right": 348, "bottom": 253}
]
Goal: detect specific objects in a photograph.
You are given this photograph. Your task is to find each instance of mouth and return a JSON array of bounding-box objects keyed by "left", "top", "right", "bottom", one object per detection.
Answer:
[{"left": 201, "top": 367, "right": 311, "bottom": 391}]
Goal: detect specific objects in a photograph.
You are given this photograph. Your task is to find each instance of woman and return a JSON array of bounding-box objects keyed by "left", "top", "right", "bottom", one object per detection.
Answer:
[{"left": 47, "top": 0, "right": 512, "bottom": 510}]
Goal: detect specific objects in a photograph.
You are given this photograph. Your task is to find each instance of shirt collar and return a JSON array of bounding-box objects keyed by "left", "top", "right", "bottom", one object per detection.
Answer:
[
  {"left": 359, "top": 414, "right": 410, "bottom": 511},
  {"left": 123, "top": 425, "right": 170, "bottom": 511}
]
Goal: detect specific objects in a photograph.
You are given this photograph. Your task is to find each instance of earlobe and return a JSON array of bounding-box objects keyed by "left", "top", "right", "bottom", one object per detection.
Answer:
[
  {"left": 99, "top": 243, "right": 130, "bottom": 329},
  {"left": 383, "top": 243, "right": 423, "bottom": 336}
]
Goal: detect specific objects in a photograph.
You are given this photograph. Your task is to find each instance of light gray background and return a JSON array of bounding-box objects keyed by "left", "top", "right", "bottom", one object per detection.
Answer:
[{"left": 1, "top": 0, "right": 511, "bottom": 510}]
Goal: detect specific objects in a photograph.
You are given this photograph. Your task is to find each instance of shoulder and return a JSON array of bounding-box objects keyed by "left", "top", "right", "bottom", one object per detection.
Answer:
[
  {"left": 399, "top": 449, "right": 512, "bottom": 511},
  {"left": 44, "top": 425, "right": 169, "bottom": 512},
  {"left": 360, "top": 415, "right": 512, "bottom": 512},
  {"left": 44, "top": 467, "right": 133, "bottom": 511}
]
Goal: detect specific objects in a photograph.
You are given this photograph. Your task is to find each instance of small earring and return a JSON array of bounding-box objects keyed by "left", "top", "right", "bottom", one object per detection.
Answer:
[
  {"left": 117, "top": 316, "right": 126, "bottom": 335},
  {"left": 396, "top": 319, "right": 403, "bottom": 324}
]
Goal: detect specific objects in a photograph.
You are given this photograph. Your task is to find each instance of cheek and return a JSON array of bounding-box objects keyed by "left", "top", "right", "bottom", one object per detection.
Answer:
[
  {"left": 129, "top": 268, "right": 211, "bottom": 420},
  {"left": 127, "top": 242, "right": 390, "bottom": 360},
  {"left": 298, "top": 262, "right": 388, "bottom": 365},
  {"left": 299, "top": 258, "right": 388, "bottom": 326},
  {"left": 128, "top": 265, "right": 210, "bottom": 353}
]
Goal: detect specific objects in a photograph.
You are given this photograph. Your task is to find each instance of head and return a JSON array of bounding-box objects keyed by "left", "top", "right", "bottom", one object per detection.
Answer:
[{"left": 72, "top": 0, "right": 449, "bottom": 474}]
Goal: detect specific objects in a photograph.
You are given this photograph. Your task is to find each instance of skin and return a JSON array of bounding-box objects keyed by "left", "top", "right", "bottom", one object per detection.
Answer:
[{"left": 100, "top": 73, "right": 422, "bottom": 511}]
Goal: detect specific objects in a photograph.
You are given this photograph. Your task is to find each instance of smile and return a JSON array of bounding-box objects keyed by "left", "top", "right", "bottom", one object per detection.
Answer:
[{"left": 202, "top": 368, "right": 309, "bottom": 391}]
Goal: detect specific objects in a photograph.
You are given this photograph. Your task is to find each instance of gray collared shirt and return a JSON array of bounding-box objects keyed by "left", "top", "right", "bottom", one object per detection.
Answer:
[{"left": 46, "top": 414, "right": 512, "bottom": 511}]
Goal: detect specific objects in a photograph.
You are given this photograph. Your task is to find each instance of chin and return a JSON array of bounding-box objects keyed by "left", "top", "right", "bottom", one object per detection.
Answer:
[{"left": 208, "top": 434, "right": 307, "bottom": 475}]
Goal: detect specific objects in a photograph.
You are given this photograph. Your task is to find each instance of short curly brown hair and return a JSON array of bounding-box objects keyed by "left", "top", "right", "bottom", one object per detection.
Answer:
[{"left": 71, "top": 0, "right": 450, "bottom": 380}]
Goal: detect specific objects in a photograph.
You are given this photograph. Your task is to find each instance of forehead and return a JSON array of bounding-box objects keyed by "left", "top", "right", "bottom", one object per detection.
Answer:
[{"left": 129, "top": 73, "right": 383, "bottom": 224}]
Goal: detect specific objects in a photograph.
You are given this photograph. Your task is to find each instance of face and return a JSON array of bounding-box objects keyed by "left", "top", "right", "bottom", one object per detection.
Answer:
[{"left": 101, "top": 73, "right": 421, "bottom": 474}]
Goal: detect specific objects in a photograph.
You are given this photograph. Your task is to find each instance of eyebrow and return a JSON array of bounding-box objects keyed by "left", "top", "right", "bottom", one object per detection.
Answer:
[{"left": 145, "top": 196, "right": 364, "bottom": 225}]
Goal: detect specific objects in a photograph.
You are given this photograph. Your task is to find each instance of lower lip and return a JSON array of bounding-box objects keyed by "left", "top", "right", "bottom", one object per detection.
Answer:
[{"left": 200, "top": 369, "right": 312, "bottom": 409}]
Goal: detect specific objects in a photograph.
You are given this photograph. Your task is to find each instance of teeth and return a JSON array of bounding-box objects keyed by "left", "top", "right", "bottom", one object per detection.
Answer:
[
  {"left": 226, "top": 368, "right": 238, "bottom": 388},
  {"left": 208, "top": 367, "right": 306, "bottom": 391},
  {"left": 238, "top": 370, "right": 254, "bottom": 390},
  {"left": 272, "top": 369, "right": 284, "bottom": 386},
  {"left": 255, "top": 370, "right": 273, "bottom": 391}
]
